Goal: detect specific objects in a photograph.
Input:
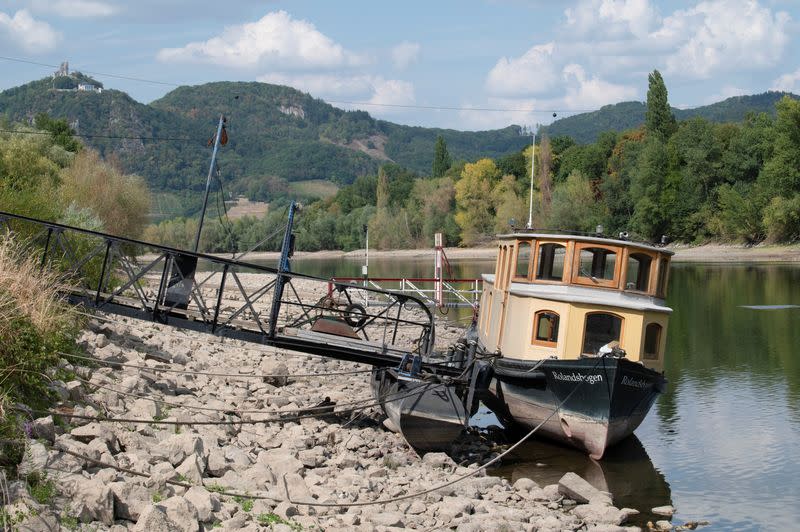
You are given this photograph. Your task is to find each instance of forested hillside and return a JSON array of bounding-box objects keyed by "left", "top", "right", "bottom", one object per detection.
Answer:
[
  {"left": 0, "top": 77, "right": 528, "bottom": 204},
  {"left": 540, "top": 91, "right": 799, "bottom": 144},
  {"left": 146, "top": 70, "right": 800, "bottom": 251}
]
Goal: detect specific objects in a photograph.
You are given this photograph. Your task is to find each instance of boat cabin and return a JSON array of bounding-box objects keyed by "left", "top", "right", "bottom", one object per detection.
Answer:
[{"left": 478, "top": 233, "right": 673, "bottom": 371}]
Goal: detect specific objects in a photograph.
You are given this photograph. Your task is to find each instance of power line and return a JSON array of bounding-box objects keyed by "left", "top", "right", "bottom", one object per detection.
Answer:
[
  {"left": 326, "top": 100, "right": 596, "bottom": 113},
  {"left": 0, "top": 128, "right": 197, "bottom": 143},
  {"left": 1, "top": 54, "right": 596, "bottom": 115},
  {"left": 0, "top": 55, "right": 180, "bottom": 87}
]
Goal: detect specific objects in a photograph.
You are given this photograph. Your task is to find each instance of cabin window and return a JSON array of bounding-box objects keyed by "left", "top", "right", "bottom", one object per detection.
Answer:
[
  {"left": 536, "top": 243, "right": 567, "bottom": 281},
  {"left": 625, "top": 252, "right": 653, "bottom": 292},
  {"left": 532, "top": 311, "right": 559, "bottom": 347},
  {"left": 515, "top": 241, "right": 532, "bottom": 279},
  {"left": 643, "top": 323, "right": 662, "bottom": 360},
  {"left": 572, "top": 244, "right": 620, "bottom": 288},
  {"left": 582, "top": 312, "right": 623, "bottom": 355}
]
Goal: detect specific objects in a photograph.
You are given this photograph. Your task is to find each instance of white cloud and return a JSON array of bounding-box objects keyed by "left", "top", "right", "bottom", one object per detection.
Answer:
[
  {"left": 391, "top": 41, "right": 420, "bottom": 70},
  {"left": 486, "top": 42, "right": 560, "bottom": 97},
  {"left": 661, "top": 0, "right": 790, "bottom": 79},
  {"left": 258, "top": 73, "right": 415, "bottom": 113},
  {"left": 0, "top": 9, "right": 59, "bottom": 52},
  {"left": 772, "top": 69, "right": 800, "bottom": 92},
  {"left": 30, "top": 0, "right": 117, "bottom": 18},
  {"left": 565, "top": 0, "right": 661, "bottom": 39},
  {"left": 157, "top": 10, "right": 367, "bottom": 69},
  {"left": 561, "top": 64, "right": 638, "bottom": 109}
]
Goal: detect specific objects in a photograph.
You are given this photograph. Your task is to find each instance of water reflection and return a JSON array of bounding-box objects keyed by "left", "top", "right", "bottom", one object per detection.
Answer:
[{"left": 493, "top": 435, "right": 671, "bottom": 527}]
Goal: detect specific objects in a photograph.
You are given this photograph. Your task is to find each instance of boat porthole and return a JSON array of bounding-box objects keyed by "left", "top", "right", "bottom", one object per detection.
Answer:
[{"left": 560, "top": 417, "right": 572, "bottom": 438}]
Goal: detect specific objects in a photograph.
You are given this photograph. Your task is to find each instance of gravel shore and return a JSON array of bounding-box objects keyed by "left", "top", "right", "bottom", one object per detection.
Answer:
[{"left": 0, "top": 308, "right": 687, "bottom": 531}]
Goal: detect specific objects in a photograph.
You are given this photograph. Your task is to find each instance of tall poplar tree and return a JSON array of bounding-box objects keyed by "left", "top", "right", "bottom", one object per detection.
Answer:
[
  {"left": 645, "top": 70, "right": 676, "bottom": 139},
  {"left": 431, "top": 135, "right": 452, "bottom": 178}
]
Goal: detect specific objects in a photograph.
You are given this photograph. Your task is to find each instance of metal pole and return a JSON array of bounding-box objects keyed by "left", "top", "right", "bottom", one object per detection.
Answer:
[
  {"left": 527, "top": 130, "right": 536, "bottom": 229},
  {"left": 193, "top": 114, "right": 225, "bottom": 253}
]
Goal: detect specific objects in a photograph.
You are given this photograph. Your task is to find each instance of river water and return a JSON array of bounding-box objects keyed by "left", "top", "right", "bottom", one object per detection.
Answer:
[{"left": 283, "top": 256, "right": 800, "bottom": 531}]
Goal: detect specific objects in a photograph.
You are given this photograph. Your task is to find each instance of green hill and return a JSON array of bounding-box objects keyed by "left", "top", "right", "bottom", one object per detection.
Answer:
[
  {"left": 0, "top": 78, "right": 529, "bottom": 198},
  {"left": 540, "top": 91, "right": 799, "bottom": 143}
]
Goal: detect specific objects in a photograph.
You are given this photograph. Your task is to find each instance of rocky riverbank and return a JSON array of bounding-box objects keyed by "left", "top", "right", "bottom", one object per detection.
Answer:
[{"left": 3, "top": 315, "right": 696, "bottom": 531}]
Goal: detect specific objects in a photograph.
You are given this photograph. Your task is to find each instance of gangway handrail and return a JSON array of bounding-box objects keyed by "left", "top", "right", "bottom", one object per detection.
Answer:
[{"left": 0, "top": 209, "right": 452, "bottom": 371}]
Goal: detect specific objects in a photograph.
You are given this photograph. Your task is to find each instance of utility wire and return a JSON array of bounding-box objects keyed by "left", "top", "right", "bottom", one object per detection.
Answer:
[{"left": 1, "top": 54, "right": 595, "bottom": 114}]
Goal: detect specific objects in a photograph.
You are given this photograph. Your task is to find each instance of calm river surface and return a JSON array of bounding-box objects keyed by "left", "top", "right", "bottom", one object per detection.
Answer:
[{"left": 283, "top": 256, "right": 800, "bottom": 531}]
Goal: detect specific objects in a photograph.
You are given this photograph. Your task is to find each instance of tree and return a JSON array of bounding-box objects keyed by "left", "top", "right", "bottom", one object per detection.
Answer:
[
  {"left": 34, "top": 113, "right": 82, "bottom": 153},
  {"left": 431, "top": 135, "right": 452, "bottom": 178},
  {"left": 630, "top": 136, "right": 669, "bottom": 239},
  {"left": 537, "top": 135, "right": 553, "bottom": 217},
  {"left": 645, "top": 70, "right": 676, "bottom": 139},
  {"left": 454, "top": 159, "right": 500, "bottom": 245}
]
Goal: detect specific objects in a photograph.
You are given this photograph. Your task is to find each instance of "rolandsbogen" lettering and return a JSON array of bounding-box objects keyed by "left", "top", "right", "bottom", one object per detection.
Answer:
[{"left": 552, "top": 371, "right": 603, "bottom": 385}]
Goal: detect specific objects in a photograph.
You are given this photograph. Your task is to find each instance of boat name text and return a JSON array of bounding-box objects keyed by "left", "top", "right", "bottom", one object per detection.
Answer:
[
  {"left": 621, "top": 376, "right": 650, "bottom": 389},
  {"left": 552, "top": 371, "right": 603, "bottom": 385}
]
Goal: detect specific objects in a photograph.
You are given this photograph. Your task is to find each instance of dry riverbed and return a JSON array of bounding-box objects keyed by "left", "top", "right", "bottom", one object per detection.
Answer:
[{"left": 4, "top": 313, "right": 700, "bottom": 531}]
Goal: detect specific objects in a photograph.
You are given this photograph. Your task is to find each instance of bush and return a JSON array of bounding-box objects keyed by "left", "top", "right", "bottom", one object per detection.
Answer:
[
  {"left": 0, "top": 236, "right": 79, "bottom": 467},
  {"left": 763, "top": 194, "right": 800, "bottom": 242},
  {"left": 60, "top": 149, "right": 150, "bottom": 238}
]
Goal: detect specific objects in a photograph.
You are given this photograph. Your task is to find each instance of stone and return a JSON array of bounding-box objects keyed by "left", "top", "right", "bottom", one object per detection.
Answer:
[
  {"left": 109, "top": 481, "right": 151, "bottom": 521},
  {"left": 206, "top": 449, "right": 230, "bottom": 477},
  {"left": 258, "top": 449, "right": 304, "bottom": 480},
  {"left": 652, "top": 505, "right": 676, "bottom": 517},
  {"left": 154, "top": 434, "right": 205, "bottom": 466},
  {"left": 422, "top": 452, "right": 456, "bottom": 469},
  {"left": 572, "top": 503, "right": 629, "bottom": 526},
  {"left": 31, "top": 416, "right": 55, "bottom": 442},
  {"left": 260, "top": 359, "right": 289, "bottom": 386},
  {"left": 436, "top": 496, "right": 474, "bottom": 520},
  {"left": 129, "top": 398, "right": 162, "bottom": 420},
  {"left": 655, "top": 520, "right": 674, "bottom": 531},
  {"left": 71, "top": 422, "right": 120, "bottom": 453},
  {"left": 274, "top": 500, "right": 299, "bottom": 519},
  {"left": 184, "top": 486, "right": 217, "bottom": 523},
  {"left": 366, "top": 511, "right": 404, "bottom": 527},
  {"left": 176, "top": 454, "right": 204, "bottom": 485},
  {"left": 158, "top": 496, "right": 200, "bottom": 532},
  {"left": 132, "top": 504, "right": 180, "bottom": 532},
  {"left": 407, "top": 500, "right": 427, "bottom": 514},
  {"left": 513, "top": 477, "right": 539, "bottom": 492},
  {"left": 281, "top": 472, "right": 313, "bottom": 502},
  {"left": 17, "top": 441, "right": 49, "bottom": 477},
  {"left": 558, "top": 472, "right": 611, "bottom": 505},
  {"left": 65, "top": 380, "right": 84, "bottom": 401},
  {"left": 71, "top": 478, "right": 115, "bottom": 525}
]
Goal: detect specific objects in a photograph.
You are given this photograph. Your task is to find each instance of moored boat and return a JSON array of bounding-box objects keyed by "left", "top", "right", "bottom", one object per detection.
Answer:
[{"left": 478, "top": 230, "right": 672, "bottom": 458}]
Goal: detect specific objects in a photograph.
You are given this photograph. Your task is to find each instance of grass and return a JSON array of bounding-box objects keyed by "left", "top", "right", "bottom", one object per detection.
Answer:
[
  {"left": 257, "top": 512, "right": 303, "bottom": 530},
  {"left": 26, "top": 471, "right": 56, "bottom": 504},
  {"left": 0, "top": 236, "right": 79, "bottom": 469},
  {"left": 152, "top": 492, "right": 163, "bottom": 503},
  {"left": 206, "top": 483, "right": 226, "bottom": 493},
  {"left": 233, "top": 494, "right": 253, "bottom": 512}
]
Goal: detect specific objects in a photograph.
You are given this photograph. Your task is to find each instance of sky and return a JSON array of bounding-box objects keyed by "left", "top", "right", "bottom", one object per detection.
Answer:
[{"left": 1, "top": 0, "right": 800, "bottom": 131}]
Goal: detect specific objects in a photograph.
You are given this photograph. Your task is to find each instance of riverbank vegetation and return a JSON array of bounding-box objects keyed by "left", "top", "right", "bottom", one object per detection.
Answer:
[
  {"left": 0, "top": 116, "right": 150, "bottom": 466},
  {"left": 143, "top": 71, "right": 800, "bottom": 252}
]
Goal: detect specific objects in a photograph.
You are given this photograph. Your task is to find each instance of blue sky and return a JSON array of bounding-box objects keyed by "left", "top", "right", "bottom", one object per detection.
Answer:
[{"left": 1, "top": 0, "right": 800, "bottom": 130}]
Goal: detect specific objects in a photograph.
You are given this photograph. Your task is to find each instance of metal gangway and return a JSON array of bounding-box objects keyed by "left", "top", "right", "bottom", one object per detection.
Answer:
[{"left": 0, "top": 207, "right": 466, "bottom": 377}]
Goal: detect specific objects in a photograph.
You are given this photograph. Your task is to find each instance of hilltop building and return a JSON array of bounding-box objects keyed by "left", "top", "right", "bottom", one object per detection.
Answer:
[{"left": 53, "top": 61, "right": 69, "bottom": 78}]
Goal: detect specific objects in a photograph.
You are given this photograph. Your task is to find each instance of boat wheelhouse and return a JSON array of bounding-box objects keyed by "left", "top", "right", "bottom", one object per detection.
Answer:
[{"left": 479, "top": 231, "right": 673, "bottom": 458}]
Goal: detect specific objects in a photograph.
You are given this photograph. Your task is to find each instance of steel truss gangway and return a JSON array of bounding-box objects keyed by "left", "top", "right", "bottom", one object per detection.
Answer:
[{"left": 0, "top": 206, "right": 469, "bottom": 375}]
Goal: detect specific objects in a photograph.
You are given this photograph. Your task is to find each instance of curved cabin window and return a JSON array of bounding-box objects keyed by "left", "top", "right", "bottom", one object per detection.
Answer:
[
  {"left": 575, "top": 246, "right": 619, "bottom": 287},
  {"left": 536, "top": 243, "right": 566, "bottom": 281},
  {"left": 515, "top": 241, "right": 531, "bottom": 279},
  {"left": 582, "top": 312, "right": 623, "bottom": 355},
  {"left": 625, "top": 252, "right": 653, "bottom": 292},
  {"left": 643, "top": 323, "right": 662, "bottom": 360},
  {"left": 532, "top": 310, "right": 559, "bottom": 347}
]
